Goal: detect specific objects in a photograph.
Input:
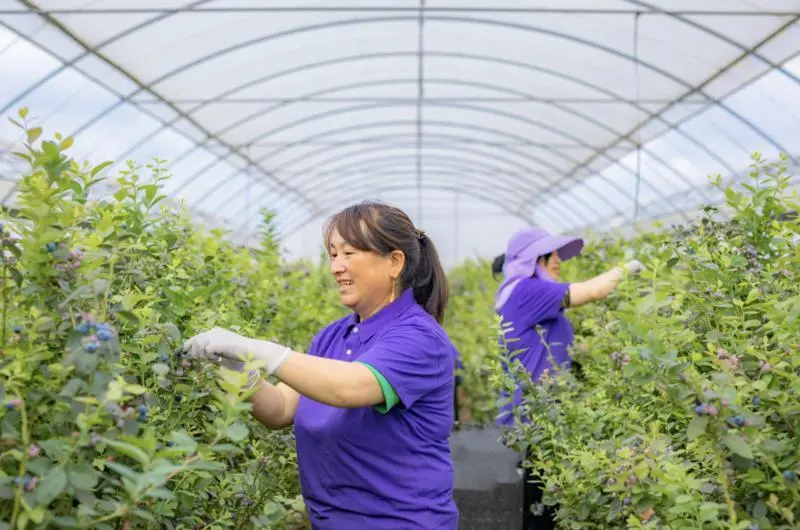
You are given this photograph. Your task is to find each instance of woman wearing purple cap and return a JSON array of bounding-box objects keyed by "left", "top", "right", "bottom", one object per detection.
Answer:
[
  {"left": 491, "top": 227, "right": 644, "bottom": 529},
  {"left": 179, "top": 202, "right": 460, "bottom": 529}
]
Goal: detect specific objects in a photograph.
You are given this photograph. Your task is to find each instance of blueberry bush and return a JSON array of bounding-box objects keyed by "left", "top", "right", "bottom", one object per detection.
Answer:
[
  {"left": 450, "top": 154, "right": 800, "bottom": 529},
  {"left": 0, "top": 109, "right": 343, "bottom": 529}
]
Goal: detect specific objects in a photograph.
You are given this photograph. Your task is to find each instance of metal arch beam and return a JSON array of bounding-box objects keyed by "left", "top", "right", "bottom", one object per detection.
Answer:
[
  {"left": 5, "top": 11, "right": 788, "bottom": 220},
  {"left": 218, "top": 158, "right": 591, "bottom": 231},
  {"left": 226, "top": 157, "right": 591, "bottom": 235},
  {"left": 92, "top": 16, "right": 754, "bottom": 210},
  {"left": 192, "top": 131, "right": 555, "bottom": 207},
  {"left": 187, "top": 118, "right": 594, "bottom": 211},
  {"left": 238, "top": 144, "right": 614, "bottom": 224},
  {"left": 228, "top": 154, "right": 609, "bottom": 235},
  {"left": 0, "top": 0, "right": 214, "bottom": 117},
  {"left": 278, "top": 180, "right": 538, "bottom": 241},
  {"left": 221, "top": 76, "right": 716, "bottom": 207},
  {"left": 558, "top": 10, "right": 799, "bottom": 201},
  {"left": 114, "top": 13, "right": 786, "bottom": 176},
  {"left": 281, "top": 167, "right": 558, "bottom": 226},
  {"left": 15, "top": 0, "right": 320, "bottom": 215},
  {"left": 191, "top": 120, "right": 624, "bottom": 226},
  {"left": 626, "top": 0, "right": 800, "bottom": 87},
  {"left": 124, "top": 50, "right": 735, "bottom": 208},
  {"left": 7, "top": 7, "right": 800, "bottom": 15},
  {"left": 232, "top": 100, "right": 685, "bottom": 216}
]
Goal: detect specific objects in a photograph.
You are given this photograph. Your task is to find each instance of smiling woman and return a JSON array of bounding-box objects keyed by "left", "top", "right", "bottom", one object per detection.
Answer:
[{"left": 180, "top": 201, "right": 461, "bottom": 529}]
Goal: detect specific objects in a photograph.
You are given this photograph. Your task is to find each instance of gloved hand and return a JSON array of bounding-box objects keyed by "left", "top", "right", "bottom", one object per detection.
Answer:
[
  {"left": 180, "top": 327, "right": 293, "bottom": 387},
  {"left": 623, "top": 259, "right": 645, "bottom": 275}
]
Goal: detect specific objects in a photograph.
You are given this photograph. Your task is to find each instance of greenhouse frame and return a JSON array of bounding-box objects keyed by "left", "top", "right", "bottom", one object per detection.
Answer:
[{"left": 1, "top": 1, "right": 799, "bottom": 266}]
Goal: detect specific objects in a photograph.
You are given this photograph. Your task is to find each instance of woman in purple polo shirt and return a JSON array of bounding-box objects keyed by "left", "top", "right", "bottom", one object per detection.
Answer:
[
  {"left": 179, "top": 202, "right": 459, "bottom": 529},
  {"left": 492, "top": 227, "right": 644, "bottom": 530}
]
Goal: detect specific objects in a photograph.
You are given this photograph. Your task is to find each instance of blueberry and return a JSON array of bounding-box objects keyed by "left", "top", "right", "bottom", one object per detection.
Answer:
[
  {"left": 783, "top": 470, "right": 796, "bottom": 481},
  {"left": 46, "top": 242, "right": 57, "bottom": 252},
  {"left": 752, "top": 396, "right": 761, "bottom": 406},
  {"left": 76, "top": 322, "right": 91, "bottom": 333},
  {"left": 97, "top": 329, "right": 113, "bottom": 341},
  {"left": 84, "top": 342, "right": 98, "bottom": 353},
  {"left": 166, "top": 441, "right": 175, "bottom": 447},
  {"left": 13, "top": 325, "right": 21, "bottom": 334},
  {"left": 695, "top": 404, "right": 706, "bottom": 415},
  {"left": 138, "top": 405, "right": 148, "bottom": 414},
  {"left": 734, "top": 415, "right": 746, "bottom": 427},
  {"left": 13, "top": 477, "right": 21, "bottom": 486}
]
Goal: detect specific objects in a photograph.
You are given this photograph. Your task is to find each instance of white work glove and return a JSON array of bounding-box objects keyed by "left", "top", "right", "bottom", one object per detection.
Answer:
[
  {"left": 180, "top": 327, "right": 292, "bottom": 388},
  {"left": 623, "top": 259, "right": 645, "bottom": 275}
]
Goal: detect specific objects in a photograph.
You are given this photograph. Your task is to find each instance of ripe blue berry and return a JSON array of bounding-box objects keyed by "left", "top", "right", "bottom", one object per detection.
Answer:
[
  {"left": 84, "top": 342, "right": 98, "bottom": 353},
  {"left": 752, "top": 396, "right": 761, "bottom": 406},
  {"left": 138, "top": 405, "right": 148, "bottom": 415},
  {"left": 97, "top": 328, "right": 113, "bottom": 341},
  {"left": 783, "top": 470, "right": 796, "bottom": 481},
  {"left": 13, "top": 325, "right": 21, "bottom": 334},
  {"left": 46, "top": 242, "right": 57, "bottom": 252},
  {"left": 76, "top": 322, "right": 91, "bottom": 333}
]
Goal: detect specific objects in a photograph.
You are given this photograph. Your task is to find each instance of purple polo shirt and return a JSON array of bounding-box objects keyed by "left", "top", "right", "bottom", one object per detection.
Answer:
[
  {"left": 293, "top": 288, "right": 459, "bottom": 529},
  {"left": 495, "top": 278, "right": 574, "bottom": 426}
]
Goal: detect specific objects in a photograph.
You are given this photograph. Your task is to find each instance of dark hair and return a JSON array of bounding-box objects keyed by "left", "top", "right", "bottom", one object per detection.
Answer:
[
  {"left": 490, "top": 251, "right": 553, "bottom": 278},
  {"left": 491, "top": 254, "right": 505, "bottom": 278},
  {"left": 323, "top": 201, "right": 449, "bottom": 323}
]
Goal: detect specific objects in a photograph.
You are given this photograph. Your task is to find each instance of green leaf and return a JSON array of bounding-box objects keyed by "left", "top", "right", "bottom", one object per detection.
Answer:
[
  {"left": 115, "top": 310, "right": 140, "bottom": 327},
  {"left": 226, "top": 422, "right": 249, "bottom": 442},
  {"left": 93, "top": 278, "right": 109, "bottom": 295},
  {"left": 35, "top": 467, "right": 68, "bottom": 505},
  {"left": 171, "top": 431, "right": 198, "bottom": 453},
  {"left": 687, "top": 416, "right": 708, "bottom": 441},
  {"left": 104, "top": 439, "right": 151, "bottom": 466},
  {"left": 60, "top": 136, "right": 74, "bottom": 150},
  {"left": 68, "top": 463, "right": 100, "bottom": 490},
  {"left": 90, "top": 160, "right": 113, "bottom": 178},
  {"left": 124, "top": 383, "right": 148, "bottom": 395},
  {"left": 26, "top": 127, "right": 42, "bottom": 144},
  {"left": 38, "top": 439, "right": 70, "bottom": 460},
  {"left": 722, "top": 432, "right": 754, "bottom": 460}
]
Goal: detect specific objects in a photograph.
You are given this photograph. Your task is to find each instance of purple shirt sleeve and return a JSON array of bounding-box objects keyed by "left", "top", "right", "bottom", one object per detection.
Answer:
[
  {"left": 515, "top": 279, "right": 571, "bottom": 328},
  {"left": 357, "top": 322, "right": 449, "bottom": 409}
]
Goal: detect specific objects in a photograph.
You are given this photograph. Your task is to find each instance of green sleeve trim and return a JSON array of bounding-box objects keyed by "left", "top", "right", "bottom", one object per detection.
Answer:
[{"left": 358, "top": 361, "right": 400, "bottom": 414}]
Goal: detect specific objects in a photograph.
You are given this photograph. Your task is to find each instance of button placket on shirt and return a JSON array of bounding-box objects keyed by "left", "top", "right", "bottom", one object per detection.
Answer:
[{"left": 344, "top": 326, "right": 361, "bottom": 359}]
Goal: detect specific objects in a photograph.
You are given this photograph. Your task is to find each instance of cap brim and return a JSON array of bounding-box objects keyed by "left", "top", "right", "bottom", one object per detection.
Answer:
[{"left": 550, "top": 235, "right": 584, "bottom": 261}]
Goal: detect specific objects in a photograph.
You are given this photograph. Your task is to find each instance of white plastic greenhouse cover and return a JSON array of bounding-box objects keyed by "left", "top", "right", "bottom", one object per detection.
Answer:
[{"left": 0, "top": 1, "right": 798, "bottom": 268}]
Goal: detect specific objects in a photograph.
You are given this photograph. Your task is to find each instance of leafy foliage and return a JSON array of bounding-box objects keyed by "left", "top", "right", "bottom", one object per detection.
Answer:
[
  {"left": 0, "top": 110, "right": 343, "bottom": 529},
  {"left": 450, "top": 153, "right": 800, "bottom": 529}
]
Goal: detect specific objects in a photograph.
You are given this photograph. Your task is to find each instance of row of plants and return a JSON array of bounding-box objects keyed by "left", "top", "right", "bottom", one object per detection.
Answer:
[
  {"left": 3, "top": 107, "right": 798, "bottom": 529},
  {"left": 447, "top": 153, "right": 800, "bottom": 528},
  {"left": 0, "top": 110, "right": 346, "bottom": 529}
]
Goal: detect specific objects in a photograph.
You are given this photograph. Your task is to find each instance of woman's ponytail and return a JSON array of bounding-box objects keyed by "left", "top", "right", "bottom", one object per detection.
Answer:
[{"left": 413, "top": 233, "right": 449, "bottom": 324}]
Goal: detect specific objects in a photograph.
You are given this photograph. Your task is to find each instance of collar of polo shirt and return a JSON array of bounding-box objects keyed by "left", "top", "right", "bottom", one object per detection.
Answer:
[{"left": 344, "top": 287, "right": 416, "bottom": 340}]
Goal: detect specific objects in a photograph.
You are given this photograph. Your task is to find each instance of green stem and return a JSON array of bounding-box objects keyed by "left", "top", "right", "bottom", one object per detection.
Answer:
[{"left": 10, "top": 392, "right": 31, "bottom": 528}]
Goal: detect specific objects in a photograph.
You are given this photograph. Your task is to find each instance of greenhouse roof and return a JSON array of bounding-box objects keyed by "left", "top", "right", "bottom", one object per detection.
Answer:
[{"left": 1, "top": 1, "right": 799, "bottom": 267}]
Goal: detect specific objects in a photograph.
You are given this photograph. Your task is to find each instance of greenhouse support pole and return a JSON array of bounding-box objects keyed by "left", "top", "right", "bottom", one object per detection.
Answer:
[
  {"left": 633, "top": 12, "right": 642, "bottom": 229},
  {"left": 454, "top": 189, "right": 460, "bottom": 266},
  {"left": 416, "top": 0, "right": 425, "bottom": 224}
]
